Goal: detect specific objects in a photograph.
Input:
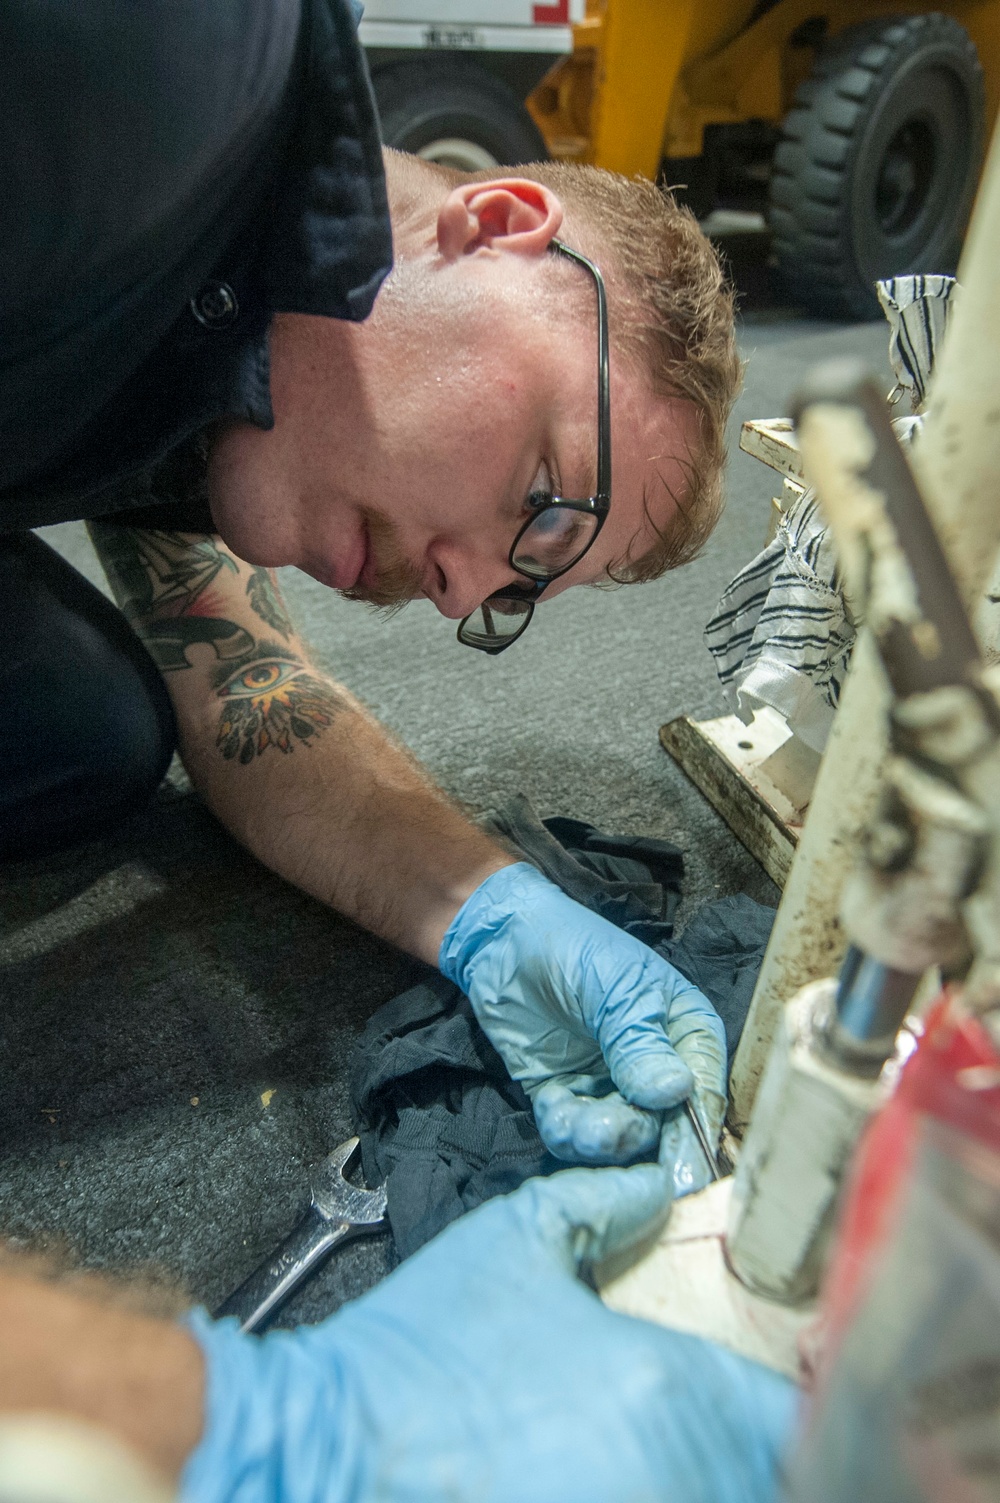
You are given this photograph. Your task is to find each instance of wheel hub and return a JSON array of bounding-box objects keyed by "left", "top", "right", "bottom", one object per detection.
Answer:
[
  {"left": 875, "top": 118, "right": 936, "bottom": 238},
  {"left": 416, "top": 138, "right": 499, "bottom": 172}
]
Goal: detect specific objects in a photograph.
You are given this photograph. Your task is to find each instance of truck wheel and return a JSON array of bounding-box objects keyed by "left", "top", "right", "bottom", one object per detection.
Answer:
[
  {"left": 769, "top": 14, "right": 984, "bottom": 319},
  {"left": 372, "top": 58, "right": 548, "bottom": 169}
]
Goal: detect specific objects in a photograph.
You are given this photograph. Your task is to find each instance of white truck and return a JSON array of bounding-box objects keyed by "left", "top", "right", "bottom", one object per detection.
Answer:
[{"left": 359, "top": 0, "right": 584, "bottom": 167}]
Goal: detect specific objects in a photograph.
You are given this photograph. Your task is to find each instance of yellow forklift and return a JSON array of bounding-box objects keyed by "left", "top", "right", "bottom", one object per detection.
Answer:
[{"left": 527, "top": 2, "right": 1000, "bottom": 316}]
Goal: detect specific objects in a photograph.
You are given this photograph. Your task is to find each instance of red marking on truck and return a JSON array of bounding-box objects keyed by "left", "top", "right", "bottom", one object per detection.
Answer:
[{"left": 533, "top": 1, "right": 569, "bottom": 24}]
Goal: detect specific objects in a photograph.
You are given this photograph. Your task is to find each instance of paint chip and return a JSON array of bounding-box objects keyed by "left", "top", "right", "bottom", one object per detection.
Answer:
[
  {"left": 261, "top": 1089, "right": 275, "bottom": 1109},
  {"left": 190, "top": 1096, "right": 200, "bottom": 1107}
]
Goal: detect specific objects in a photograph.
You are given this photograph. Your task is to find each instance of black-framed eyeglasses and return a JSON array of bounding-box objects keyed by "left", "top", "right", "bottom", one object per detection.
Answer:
[{"left": 457, "top": 238, "right": 611, "bottom": 655}]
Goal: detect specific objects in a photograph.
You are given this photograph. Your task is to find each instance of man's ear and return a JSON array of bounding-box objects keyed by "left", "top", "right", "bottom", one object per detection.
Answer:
[{"left": 437, "top": 180, "right": 564, "bottom": 261}]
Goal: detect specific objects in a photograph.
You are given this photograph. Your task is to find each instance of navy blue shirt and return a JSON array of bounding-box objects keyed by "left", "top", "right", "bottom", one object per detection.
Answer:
[{"left": 1, "top": 0, "right": 392, "bottom": 531}]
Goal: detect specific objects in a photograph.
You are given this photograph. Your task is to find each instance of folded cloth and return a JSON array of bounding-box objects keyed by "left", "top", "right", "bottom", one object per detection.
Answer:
[
  {"left": 705, "top": 274, "right": 955, "bottom": 754},
  {"left": 351, "top": 795, "right": 774, "bottom": 1258},
  {"left": 704, "top": 488, "right": 854, "bottom": 754},
  {"left": 877, "top": 273, "right": 957, "bottom": 413}
]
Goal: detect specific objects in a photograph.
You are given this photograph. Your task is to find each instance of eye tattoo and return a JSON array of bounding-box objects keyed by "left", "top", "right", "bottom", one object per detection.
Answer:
[
  {"left": 215, "top": 657, "right": 342, "bottom": 763},
  {"left": 218, "top": 660, "right": 302, "bottom": 698}
]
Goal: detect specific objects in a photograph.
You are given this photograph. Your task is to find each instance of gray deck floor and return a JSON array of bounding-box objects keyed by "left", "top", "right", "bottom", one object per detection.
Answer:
[{"left": 0, "top": 248, "right": 893, "bottom": 1324}]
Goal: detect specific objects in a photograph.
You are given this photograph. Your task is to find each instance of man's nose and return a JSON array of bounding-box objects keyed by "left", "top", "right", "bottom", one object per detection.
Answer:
[{"left": 424, "top": 540, "right": 512, "bottom": 621}]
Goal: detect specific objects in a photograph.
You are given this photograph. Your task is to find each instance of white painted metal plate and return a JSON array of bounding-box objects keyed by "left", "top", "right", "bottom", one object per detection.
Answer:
[
  {"left": 359, "top": 0, "right": 582, "bottom": 53},
  {"left": 598, "top": 1178, "right": 814, "bottom": 1379},
  {"left": 660, "top": 709, "right": 808, "bottom": 887}
]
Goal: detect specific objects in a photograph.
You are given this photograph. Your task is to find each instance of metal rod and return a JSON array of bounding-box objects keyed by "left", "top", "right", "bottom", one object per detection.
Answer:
[
  {"left": 834, "top": 947, "right": 921, "bottom": 1049},
  {"left": 685, "top": 1099, "right": 722, "bottom": 1181}
]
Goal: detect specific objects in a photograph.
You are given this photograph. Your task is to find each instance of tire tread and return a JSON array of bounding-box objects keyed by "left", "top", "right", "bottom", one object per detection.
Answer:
[{"left": 768, "top": 13, "right": 984, "bottom": 318}]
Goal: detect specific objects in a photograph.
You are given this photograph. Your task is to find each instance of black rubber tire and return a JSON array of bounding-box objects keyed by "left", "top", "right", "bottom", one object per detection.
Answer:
[
  {"left": 372, "top": 58, "right": 548, "bottom": 168},
  {"left": 769, "top": 13, "right": 985, "bottom": 319}
]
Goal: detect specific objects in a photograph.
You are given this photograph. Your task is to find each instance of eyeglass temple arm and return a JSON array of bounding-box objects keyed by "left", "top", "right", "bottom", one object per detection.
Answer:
[{"left": 549, "top": 238, "right": 611, "bottom": 504}]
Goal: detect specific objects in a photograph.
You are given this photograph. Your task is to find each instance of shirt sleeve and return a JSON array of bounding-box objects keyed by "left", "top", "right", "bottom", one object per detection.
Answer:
[{"left": 0, "top": 0, "right": 302, "bottom": 491}]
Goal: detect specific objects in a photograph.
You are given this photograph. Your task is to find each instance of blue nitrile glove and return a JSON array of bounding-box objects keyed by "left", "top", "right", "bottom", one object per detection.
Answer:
[
  {"left": 184, "top": 1165, "right": 796, "bottom": 1503},
  {"left": 439, "top": 863, "right": 727, "bottom": 1188}
]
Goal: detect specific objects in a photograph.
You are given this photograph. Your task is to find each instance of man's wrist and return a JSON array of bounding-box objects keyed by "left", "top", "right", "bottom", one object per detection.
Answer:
[
  {"left": 421, "top": 852, "right": 519, "bottom": 971},
  {"left": 438, "top": 861, "right": 554, "bottom": 985}
]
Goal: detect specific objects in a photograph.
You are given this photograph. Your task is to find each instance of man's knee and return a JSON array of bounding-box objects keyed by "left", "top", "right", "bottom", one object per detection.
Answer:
[{"left": 0, "top": 532, "right": 177, "bottom": 860}]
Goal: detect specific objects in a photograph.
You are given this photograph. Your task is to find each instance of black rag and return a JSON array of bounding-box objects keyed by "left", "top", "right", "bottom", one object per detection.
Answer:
[{"left": 350, "top": 795, "right": 774, "bottom": 1259}]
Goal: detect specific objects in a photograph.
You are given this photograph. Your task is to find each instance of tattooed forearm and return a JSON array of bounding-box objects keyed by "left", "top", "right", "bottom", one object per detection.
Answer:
[
  {"left": 88, "top": 522, "right": 344, "bottom": 762},
  {"left": 88, "top": 524, "right": 292, "bottom": 670},
  {"left": 90, "top": 523, "right": 235, "bottom": 623}
]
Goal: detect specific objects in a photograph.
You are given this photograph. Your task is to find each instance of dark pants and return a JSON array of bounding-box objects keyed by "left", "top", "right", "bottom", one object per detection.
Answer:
[{"left": 1, "top": 532, "right": 177, "bottom": 861}]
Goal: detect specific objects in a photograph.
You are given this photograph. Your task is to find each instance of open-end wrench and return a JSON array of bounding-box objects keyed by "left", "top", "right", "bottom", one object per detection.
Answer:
[{"left": 214, "top": 1136, "right": 388, "bottom": 1334}]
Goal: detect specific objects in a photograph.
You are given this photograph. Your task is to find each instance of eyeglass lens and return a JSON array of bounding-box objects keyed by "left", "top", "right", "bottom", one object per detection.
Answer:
[
  {"left": 458, "top": 594, "right": 533, "bottom": 651},
  {"left": 512, "top": 505, "right": 602, "bottom": 581}
]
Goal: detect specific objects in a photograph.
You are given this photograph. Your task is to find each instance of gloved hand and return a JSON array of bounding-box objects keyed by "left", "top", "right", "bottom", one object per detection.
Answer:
[
  {"left": 184, "top": 1165, "right": 796, "bottom": 1503},
  {"left": 440, "top": 863, "right": 727, "bottom": 1188}
]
